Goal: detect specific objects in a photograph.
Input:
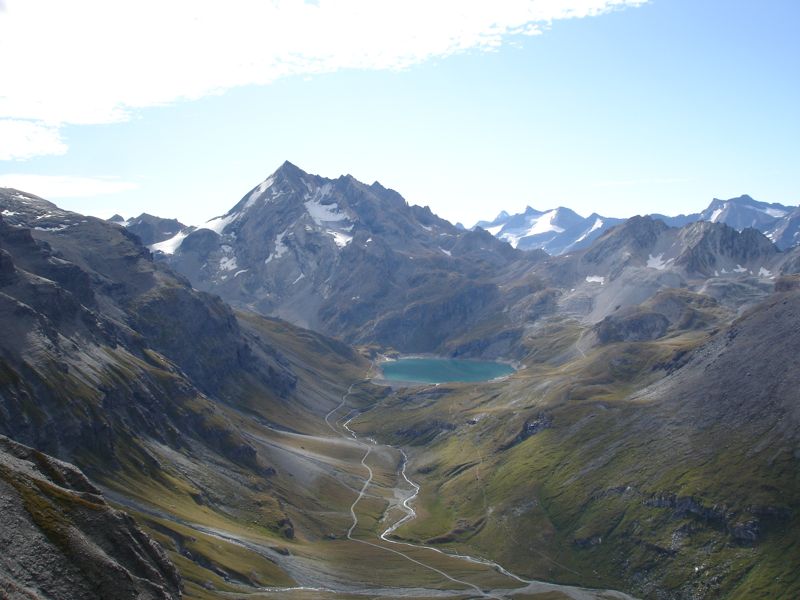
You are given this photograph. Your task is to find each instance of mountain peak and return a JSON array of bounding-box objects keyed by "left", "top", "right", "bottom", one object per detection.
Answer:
[{"left": 272, "top": 160, "right": 308, "bottom": 180}]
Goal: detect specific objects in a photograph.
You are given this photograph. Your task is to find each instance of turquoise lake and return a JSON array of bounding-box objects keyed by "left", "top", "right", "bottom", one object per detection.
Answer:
[{"left": 379, "top": 358, "right": 514, "bottom": 384}]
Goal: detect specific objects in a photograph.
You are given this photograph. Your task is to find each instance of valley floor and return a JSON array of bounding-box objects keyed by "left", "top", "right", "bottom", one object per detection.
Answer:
[{"left": 112, "top": 368, "right": 636, "bottom": 600}]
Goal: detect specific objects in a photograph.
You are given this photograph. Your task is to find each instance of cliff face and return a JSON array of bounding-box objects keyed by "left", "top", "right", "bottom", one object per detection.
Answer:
[{"left": 0, "top": 435, "right": 181, "bottom": 600}]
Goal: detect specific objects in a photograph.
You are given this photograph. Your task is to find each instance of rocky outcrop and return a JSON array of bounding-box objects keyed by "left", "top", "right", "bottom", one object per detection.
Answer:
[
  {"left": 396, "top": 420, "right": 456, "bottom": 445},
  {"left": 643, "top": 492, "right": 792, "bottom": 546},
  {"left": 498, "top": 413, "right": 553, "bottom": 451},
  {"left": 0, "top": 435, "right": 181, "bottom": 600},
  {"left": 109, "top": 213, "right": 188, "bottom": 246},
  {"left": 594, "top": 310, "right": 670, "bottom": 344}
]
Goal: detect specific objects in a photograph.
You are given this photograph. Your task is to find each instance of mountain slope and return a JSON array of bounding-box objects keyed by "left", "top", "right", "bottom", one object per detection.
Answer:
[
  {"left": 0, "top": 189, "right": 297, "bottom": 467},
  {"left": 0, "top": 435, "right": 181, "bottom": 600},
  {"left": 0, "top": 188, "right": 393, "bottom": 597},
  {"left": 354, "top": 285, "right": 800, "bottom": 600},
  {"left": 158, "top": 162, "right": 543, "bottom": 353}
]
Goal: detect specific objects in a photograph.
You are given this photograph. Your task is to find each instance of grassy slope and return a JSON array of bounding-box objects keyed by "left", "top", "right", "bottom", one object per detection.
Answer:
[
  {"left": 87, "top": 314, "right": 380, "bottom": 597},
  {"left": 354, "top": 314, "right": 800, "bottom": 599}
]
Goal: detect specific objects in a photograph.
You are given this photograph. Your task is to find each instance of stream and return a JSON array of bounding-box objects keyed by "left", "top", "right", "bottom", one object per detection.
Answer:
[{"left": 313, "top": 377, "right": 638, "bottom": 600}]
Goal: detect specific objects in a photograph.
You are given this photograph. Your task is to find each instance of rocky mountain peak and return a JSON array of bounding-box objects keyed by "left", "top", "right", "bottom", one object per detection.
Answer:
[
  {"left": 153, "top": 163, "right": 534, "bottom": 349},
  {"left": 674, "top": 220, "right": 777, "bottom": 275},
  {"left": 109, "top": 213, "right": 188, "bottom": 245},
  {"left": 583, "top": 215, "right": 668, "bottom": 263}
]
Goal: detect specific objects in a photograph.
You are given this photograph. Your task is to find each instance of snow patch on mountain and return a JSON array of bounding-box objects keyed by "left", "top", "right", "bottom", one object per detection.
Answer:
[
  {"left": 219, "top": 245, "right": 238, "bottom": 271},
  {"left": 501, "top": 210, "right": 565, "bottom": 248},
  {"left": 328, "top": 230, "right": 353, "bottom": 248},
  {"left": 33, "top": 224, "right": 69, "bottom": 232},
  {"left": 586, "top": 275, "right": 605, "bottom": 284},
  {"left": 762, "top": 207, "right": 788, "bottom": 218},
  {"left": 575, "top": 217, "right": 604, "bottom": 244},
  {"left": 486, "top": 224, "right": 504, "bottom": 236},
  {"left": 265, "top": 231, "right": 289, "bottom": 263},
  {"left": 303, "top": 183, "right": 347, "bottom": 225},
  {"left": 526, "top": 209, "right": 565, "bottom": 236},
  {"left": 244, "top": 176, "right": 274, "bottom": 210},
  {"left": 647, "top": 253, "right": 668, "bottom": 270},
  {"left": 151, "top": 230, "right": 189, "bottom": 255},
  {"left": 204, "top": 213, "right": 235, "bottom": 234}
]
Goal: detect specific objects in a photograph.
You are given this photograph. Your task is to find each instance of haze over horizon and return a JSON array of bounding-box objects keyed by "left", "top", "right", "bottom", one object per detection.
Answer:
[{"left": 1, "top": 0, "right": 798, "bottom": 227}]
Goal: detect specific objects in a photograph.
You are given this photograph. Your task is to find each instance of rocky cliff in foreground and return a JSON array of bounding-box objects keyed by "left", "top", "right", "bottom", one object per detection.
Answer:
[{"left": 0, "top": 435, "right": 181, "bottom": 600}]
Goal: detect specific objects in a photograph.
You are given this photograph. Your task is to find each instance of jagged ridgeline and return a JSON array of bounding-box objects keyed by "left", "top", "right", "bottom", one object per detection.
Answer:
[
  {"left": 476, "top": 193, "right": 800, "bottom": 253},
  {"left": 2, "top": 173, "right": 800, "bottom": 600}
]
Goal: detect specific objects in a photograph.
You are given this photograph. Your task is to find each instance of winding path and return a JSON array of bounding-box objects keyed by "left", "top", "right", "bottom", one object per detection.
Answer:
[
  {"left": 320, "top": 376, "right": 637, "bottom": 600},
  {"left": 326, "top": 381, "right": 497, "bottom": 598}
]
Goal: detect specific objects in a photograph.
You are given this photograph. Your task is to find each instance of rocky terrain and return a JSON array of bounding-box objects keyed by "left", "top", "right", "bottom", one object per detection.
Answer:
[
  {"left": 153, "top": 161, "right": 545, "bottom": 354},
  {"left": 109, "top": 213, "right": 190, "bottom": 246},
  {"left": 0, "top": 435, "right": 181, "bottom": 600}
]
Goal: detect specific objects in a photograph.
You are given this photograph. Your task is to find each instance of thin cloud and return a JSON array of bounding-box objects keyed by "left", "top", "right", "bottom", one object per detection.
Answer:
[
  {"left": 0, "top": 120, "right": 67, "bottom": 160},
  {"left": 0, "top": 0, "right": 647, "bottom": 159},
  {"left": 0, "top": 174, "right": 139, "bottom": 197}
]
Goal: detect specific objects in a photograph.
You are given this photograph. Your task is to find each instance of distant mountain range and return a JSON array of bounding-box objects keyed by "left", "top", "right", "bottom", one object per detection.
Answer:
[
  {"left": 114, "top": 183, "right": 799, "bottom": 261},
  {"left": 474, "top": 194, "right": 800, "bottom": 254},
  {"left": 98, "top": 162, "right": 800, "bottom": 360}
]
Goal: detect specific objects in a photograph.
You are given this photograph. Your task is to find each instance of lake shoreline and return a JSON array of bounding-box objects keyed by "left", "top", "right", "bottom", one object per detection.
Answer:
[{"left": 372, "top": 355, "right": 518, "bottom": 386}]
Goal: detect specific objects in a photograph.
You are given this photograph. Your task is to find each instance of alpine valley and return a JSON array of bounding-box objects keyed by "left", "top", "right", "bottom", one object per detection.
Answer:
[{"left": 1, "top": 162, "right": 799, "bottom": 600}]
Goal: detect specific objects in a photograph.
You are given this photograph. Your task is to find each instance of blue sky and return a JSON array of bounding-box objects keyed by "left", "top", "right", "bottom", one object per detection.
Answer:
[{"left": 0, "top": 0, "right": 798, "bottom": 227}]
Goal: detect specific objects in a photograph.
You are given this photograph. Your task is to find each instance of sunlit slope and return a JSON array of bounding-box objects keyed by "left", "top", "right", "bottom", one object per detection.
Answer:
[{"left": 354, "top": 290, "right": 800, "bottom": 599}]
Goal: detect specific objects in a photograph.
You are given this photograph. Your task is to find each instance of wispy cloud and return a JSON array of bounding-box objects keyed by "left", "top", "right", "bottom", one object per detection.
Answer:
[
  {"left": 0, "top": 174, "right": 138, "bottom": 197},
  {"left": 0, "top": 120, "right": 67, "bottom": 160},
  {"left": 0, "top": 0, "right": 647, "bottom": 159}
]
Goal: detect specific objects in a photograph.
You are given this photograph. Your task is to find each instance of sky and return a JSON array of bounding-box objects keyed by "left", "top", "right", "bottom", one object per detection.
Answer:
[{"left": 0, "top": 0, "right": 798, "bottom": 228}]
